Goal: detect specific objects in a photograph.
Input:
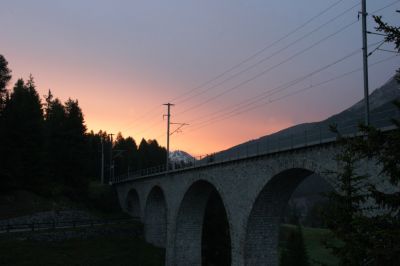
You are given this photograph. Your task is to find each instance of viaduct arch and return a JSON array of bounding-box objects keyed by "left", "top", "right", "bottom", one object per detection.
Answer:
[
  {"left": 144, "top": 186, "right": 167, "bottom": 248},
  {"left": 126, "top": 189, "right": 141, "bottom": 219},
  {"left": 115, "top": 144, "right": 379, "bottom": 265},
  {"left": 244, "top": 168, "right": 316, "bottom": 265},
  {"left": 174, "top": 180, "right": 232, "bottom": 265}
]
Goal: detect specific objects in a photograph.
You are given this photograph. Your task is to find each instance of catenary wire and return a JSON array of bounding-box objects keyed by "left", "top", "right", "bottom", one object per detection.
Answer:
[
  {"left": 120, "top": 0, "right": 351, "bottom": 130},
  {"left": 184, "top": 48, "right": 363, "bottom": 127},
  {"left": 175, "top": 19, "right": 359, "bottom": 117},
  {"left": 183, "top": 55, "right": 398, "bottom": 133},
  {"left": 169, "top": 0, "right": 348, "bottom": 104},
  {"left": 174, "top": 1, "right": 360, "bottom": 106},
  {"left": 125, "top": 0, "right": 398, "bottom": 139}
]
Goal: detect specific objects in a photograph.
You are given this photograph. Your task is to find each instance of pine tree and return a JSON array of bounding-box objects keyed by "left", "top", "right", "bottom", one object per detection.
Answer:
[
  {"left": 348, "top": 107, "right": 400, "bottom": 264},
  {"left": 138, "top": 138, "right": 150, "bottom": 169},
  {"left": 323, "top": 137, "right": 369, "bottom": 265},
  {"left": 323, "top": 13, "right": 400, "bottom": 265},
  {"left": 2, "top": 76, "right": 44, "bottom": 191},
  {"left": 147, "top": 139, "right": 167, "bottom": 167},
  {"left": 125, "top": 136, "right": 138, "bottom": 170},
  {"left": 0, "top": 54, "right": 12, "bottom": 191},
  {"left": 43, "top": 91, "right": 67, "bottom": 191},
  {"left": 86, "top": 130, "right": 103, "bottom": 182},
  {"left": 373, "top": 14, "right": 400, "bottom": 80},
  {"left": 62, "top": 98, "right": 89, "bottom": 196},
  {"left": 137, "top": 138, "right": 167, "bottom": 170},
  {"left": 113, "top": 133, "right": 138, "bottom": 176},
  {"left": 0, "top": 54, "right": 12, "bottom": 111}
]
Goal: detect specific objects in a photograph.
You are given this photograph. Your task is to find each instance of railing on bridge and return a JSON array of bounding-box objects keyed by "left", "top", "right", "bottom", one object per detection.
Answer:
[{"left": 110, "top": 107, "right": 400, "bottom": 184}]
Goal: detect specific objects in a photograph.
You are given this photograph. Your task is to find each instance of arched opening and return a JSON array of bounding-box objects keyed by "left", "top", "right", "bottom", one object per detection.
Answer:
[
  {"left": 244, "top": 168, "right": 315, "bottom": 266},
  {"left": 282, "top": 173, "right": 333, "bottom": 227},
  {"left": 202, "top": 189, "right": 231, "bottom": 266},
  {"left": 144, "top": 186, "right": 167, "bottom": 248},
  {"left": 126, "top": 189, "right": 141, "bottom": 218},
  {"left": 175, "top": 180, "right": 231, "bottom": 266},
  {"left": 279, "top": 173, "right": 334, "bottom": 265}
]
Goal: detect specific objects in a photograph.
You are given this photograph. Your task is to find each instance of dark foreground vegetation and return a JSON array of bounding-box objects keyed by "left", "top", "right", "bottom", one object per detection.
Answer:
[
  {"left": 279, "top": 224, "right": 340, "bottom": 266},
  {"left": 0, "top": 222, "right": 337, "bottom": 266},
  {"left": 322, "top": 14, "right": 400, "bottom": 261},
  {"left": 0, "top": 224, "right": 165, "bottom": 266},
  {"left": 280, "top": 14, "right": 400, "bottom": 266}
]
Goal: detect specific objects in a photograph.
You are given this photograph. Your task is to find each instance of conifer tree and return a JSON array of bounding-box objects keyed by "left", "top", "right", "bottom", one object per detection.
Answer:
[
  {"left": 62, "top": 98, "right": 89, "bottom": 196},
  {"left": 138, "top": 138, "right": 150, "bottom": 169},
  {"left": 0, "top": 54, "right": 12, "bottom": 191},
  {"left": 43, "top": 91, "right": 67, "bottom": 190},
  {"left": 2, "top": 77, "right": 44, "bottom": 190},
  {"left": 323, "top": 14, "right": 400, "bottom": 265},
  {"left": 323, "top": 136, "right": 369, "bottom": 265},
  {"left": 347, "top": 107, "right": 400, "bottom": 264},
  {"left": 373, "top": 14, "right": 400, "bottom": 80},
  {"left": 0, "top": 54, "right": 11, "bottom": 111},
  {"left": 114, "top": 133, "right": 138, "bottom": 176}
]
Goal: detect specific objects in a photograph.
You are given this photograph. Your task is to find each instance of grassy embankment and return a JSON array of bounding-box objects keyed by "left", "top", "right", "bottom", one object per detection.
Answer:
[
  {"left": 0, "top": 223, "right": 165, "bottom": 266},
  {"left": 280, "top": 224, "right": 341, "bottom": 266},
  {"left": 0, "top": 186, "right": 164, "bottom": 265},
  {"left": 1, "top": 190, "right": 338, "bottom": 265},
  {"left": 0, "top": 224, "right": 339, "bottom": 266},
  {"left": 0, "top": 182, "right": 128, "bottom": 220}
]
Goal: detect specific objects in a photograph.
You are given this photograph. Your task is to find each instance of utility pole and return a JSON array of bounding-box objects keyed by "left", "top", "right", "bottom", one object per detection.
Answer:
[
  {"left": 361, "top": 0, "right": 370, "bottom": 125},
  {"left": 100, "top": 137, "right": 104, "bottom": 184},
  {"left": 163, "top": 103, "right": 174, "bottom": 172},
  {"left": 108, "top": 133, "right": 114, "bottom": 182}
]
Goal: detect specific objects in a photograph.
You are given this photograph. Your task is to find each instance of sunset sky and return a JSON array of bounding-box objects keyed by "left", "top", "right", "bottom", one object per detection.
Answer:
[{"left": 1, "top": 0, "right": 399, "bottom": 155}]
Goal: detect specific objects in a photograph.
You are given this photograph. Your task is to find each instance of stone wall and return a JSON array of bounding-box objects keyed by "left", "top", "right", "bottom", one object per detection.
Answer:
[{"left": 115, "top": 143, "right": 379, "bottom": 266}]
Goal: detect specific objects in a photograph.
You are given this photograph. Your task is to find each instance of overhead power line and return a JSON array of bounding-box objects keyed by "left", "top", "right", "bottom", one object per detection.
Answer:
[
  {"left": 179, "top": 0, "right": 400, "bottom": 134},
  {"left": 183, "top": 55, "right": 397, "bottom": 133},
  {"left": 370, "top": 0, "right": 400, "bottom": 15},
  {"left": 121, "top": 0, "right": 351, "bottom": 130},
  {"left": 175, "top": 19, "right": 359, "bottom": 117},
  {"left": 122, "top": 104, "right": 163, "bottom": 132},
  {"left": 124, "top": 0, "right": 398, "bottom": 139},
  {"left": 185, "top": 40, "right": 384, "bottom": 129},
  {"left": 129, "top": 118, "right": 164, "bottom": 138},
  {"left": 172, "top": 0, "right": 352, "bottom": 105},
  {"left": 175, "top": 2, "right": 360, "bottom": 106},
  {"left": 130, "top": 15, "right": 358, "bottom": 138},
  {"left": 185, "top": 48, "right": 363, "bottom": 127}
]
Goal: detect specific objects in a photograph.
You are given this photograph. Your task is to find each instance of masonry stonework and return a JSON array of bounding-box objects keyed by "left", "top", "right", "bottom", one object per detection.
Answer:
[
  {"left": 114, "top": 144, "right": 376, "bottom": 266},
  {"left": 144, "top": 186, "right": 167, "bottom": 248}
]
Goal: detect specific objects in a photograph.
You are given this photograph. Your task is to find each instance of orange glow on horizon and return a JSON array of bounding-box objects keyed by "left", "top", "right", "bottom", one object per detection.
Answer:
[
  {"left": 6, "top": 61, "right": 299, "bottom": 156},
  {"left": 2, "top": 0, "right": 399, "bottom": 157},
  {"left": 83, "top": 109, "right": 295, "bottom": 156}
]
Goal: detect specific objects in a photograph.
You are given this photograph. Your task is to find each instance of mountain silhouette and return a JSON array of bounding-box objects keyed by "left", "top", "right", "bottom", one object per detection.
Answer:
[{"left": 212, "top": 75, "right": 400, "bottom": 161}]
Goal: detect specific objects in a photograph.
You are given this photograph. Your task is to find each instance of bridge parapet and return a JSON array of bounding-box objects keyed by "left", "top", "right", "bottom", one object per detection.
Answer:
[
  {"left": 114, "top": 138, "right": 388, "bottom": 265},
  {"left": 111, "top": 108, "right": 398, "bottom": 185}
]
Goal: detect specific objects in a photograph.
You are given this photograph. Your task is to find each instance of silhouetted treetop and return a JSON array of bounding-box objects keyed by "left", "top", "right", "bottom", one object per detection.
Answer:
[{"left": 0, "top": 54, "right": 11, "bottom": 91}]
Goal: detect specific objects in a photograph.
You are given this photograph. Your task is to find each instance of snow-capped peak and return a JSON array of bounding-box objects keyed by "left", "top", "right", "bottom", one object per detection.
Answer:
[{"left": 169, "top": 150, "right": 195, "bottom": 163}]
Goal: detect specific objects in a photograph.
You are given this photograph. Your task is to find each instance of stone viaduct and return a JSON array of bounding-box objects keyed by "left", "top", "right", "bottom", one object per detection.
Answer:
[{"left": 112, "top": 136, "right": 382, "bottom": 266}]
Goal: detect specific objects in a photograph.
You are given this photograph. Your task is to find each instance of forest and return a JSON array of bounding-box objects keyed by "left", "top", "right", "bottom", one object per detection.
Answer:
[{"left": 0, "top": 54, "right": 166, "bottom": 200}]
